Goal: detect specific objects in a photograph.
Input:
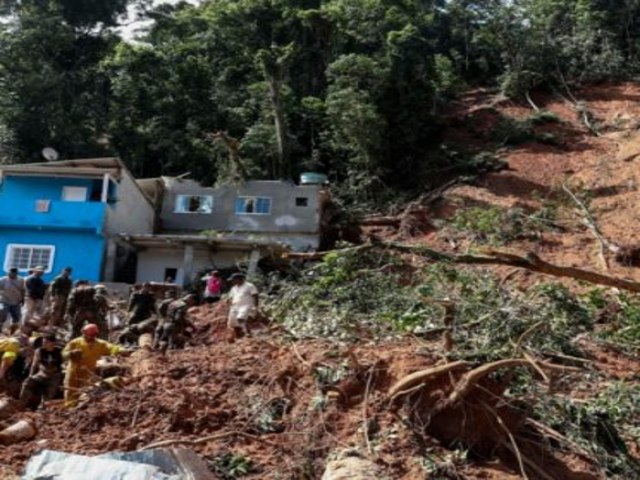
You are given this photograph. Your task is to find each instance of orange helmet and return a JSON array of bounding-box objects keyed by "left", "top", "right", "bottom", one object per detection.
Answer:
[{"left": 82, "top": 324, "right": 99, "bottom": 337}]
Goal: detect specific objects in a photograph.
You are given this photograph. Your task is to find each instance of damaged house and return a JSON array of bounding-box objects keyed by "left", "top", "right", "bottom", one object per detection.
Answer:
[{"left": 127, "top": 176, "right": 327, "bottom": 286}]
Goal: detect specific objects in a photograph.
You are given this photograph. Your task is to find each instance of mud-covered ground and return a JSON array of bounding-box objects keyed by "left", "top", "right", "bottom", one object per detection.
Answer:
[{"left": 1, "top": 300, "right": 638, "bottom": 479}]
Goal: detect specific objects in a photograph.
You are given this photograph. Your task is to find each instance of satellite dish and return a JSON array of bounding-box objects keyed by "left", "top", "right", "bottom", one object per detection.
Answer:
[{"left": 41, "top": 147, "right": 59, "bottom": 162}]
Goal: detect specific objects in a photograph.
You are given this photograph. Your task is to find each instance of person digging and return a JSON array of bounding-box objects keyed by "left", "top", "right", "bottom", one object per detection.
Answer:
[
  {"left": 227, "top": 272, "right": 258, "bottom": 341},
  {"left": 47, "top": 267, "right": 73, "bottom": 327},
  {"left": 0, "top": 336, "right": 23, "bottom": 392},
  {"left": 62, "top": 323, "right": 129, "bottom": 408},
  {"left": 20, "top": 333, "right": 63, "bottom": 410},
  {"left": 118, "top": 283, "right": 158, "bottom": 344},
  {"left": 154, "top": 294, "right": 197, "bottom": 353}
]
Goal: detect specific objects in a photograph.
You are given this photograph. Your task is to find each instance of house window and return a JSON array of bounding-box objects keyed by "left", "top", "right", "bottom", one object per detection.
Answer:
[
  {"left": 164, "top": 268, "right": 178, "bottom": 283},
  {"left": 62, "top": 186, "right": 88, "bottom": 202},
  {"left": 4, "top": 244, "right": 55, "bottom": 273},
  {"left": 175, "top": 195, "right": 214, "bottom": 214},
  {"left": 235, "top": 196, "right": 271, "bottom": 215},
  {"left": 295, "top": 197, "right": 308, "bottom": 207}
]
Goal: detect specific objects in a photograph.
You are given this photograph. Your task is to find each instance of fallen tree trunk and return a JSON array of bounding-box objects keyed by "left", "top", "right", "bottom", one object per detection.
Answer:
[
  {"left": 284, "top": 244, "right": 640, "bottom": 293},
  {"left": 360, "top": 216, "right": 401, "bottom": 227}
]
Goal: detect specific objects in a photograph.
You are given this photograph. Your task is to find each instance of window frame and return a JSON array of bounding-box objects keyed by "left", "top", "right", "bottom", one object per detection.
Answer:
[
  {"left": 61, "top": 186, "right": 88, "bottom": 202},
  {"left": 4, "top": 244, "right": 55, "bottom": 274},
  {"left": 174, "top": 194, "right": 214, "bottom": 214},
  {"left": 235, "top": 196, "right": 272, "bottom": 215},
  {"left": 295, "top": 197, "right": 309, "bottom": 207}
]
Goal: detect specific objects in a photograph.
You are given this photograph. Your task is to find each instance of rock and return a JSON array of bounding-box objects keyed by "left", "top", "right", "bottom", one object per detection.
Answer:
[{"left": 322, "top": 453, "right": 386, "bottom": 480}]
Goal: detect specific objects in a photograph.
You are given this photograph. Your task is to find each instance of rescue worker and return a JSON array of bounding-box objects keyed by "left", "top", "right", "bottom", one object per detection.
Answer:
[
  {"left": 47, "top": 267, "right": 73, "bottom": 327},
  {"left": 117, "top": 284, "right": 159, "bottom": 345},
  {"left": 154, "top": 294, "right": 197, "bottom": 352},
  {"left": 158, "top": 290, "right": 177, "bottom": 319},
  {"left": 126, "top": 283, "right": 156, "bottom": 326},
  {"left": 20, "top": 333, "right": 63, "bottom": 410},
  {"left": 0, "top": 327, "right": 33, "bottom": 398},
  {"left": 227, "top": 272, "right": 258, "bottom": 340},
  {"left": 93, "top": 285, "right": 111, "bottom": 337},
  {"left": 62, "top": 323, "right": 127, "bottom": 407},
  {"left": 0, "top": 336, "right": 22, "bottom": 388},
  {"left": 66, "top": 283, "right": 110, "bottom": 339}
]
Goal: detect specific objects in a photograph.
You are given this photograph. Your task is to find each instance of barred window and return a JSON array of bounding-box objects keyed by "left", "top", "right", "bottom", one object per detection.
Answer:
[{"left": 4, "top": 244, "right": 55, "bottom": 273}]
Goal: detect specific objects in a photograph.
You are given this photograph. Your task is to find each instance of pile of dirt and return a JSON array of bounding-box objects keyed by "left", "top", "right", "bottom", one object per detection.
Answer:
[{"left": 0, "top": 324, "right": 438, "bottom": 478}]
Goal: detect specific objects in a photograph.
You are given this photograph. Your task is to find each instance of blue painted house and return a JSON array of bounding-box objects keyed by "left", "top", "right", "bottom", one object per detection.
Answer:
[{"left": 0, "top": 158, "right": 154, "bottom": 282}]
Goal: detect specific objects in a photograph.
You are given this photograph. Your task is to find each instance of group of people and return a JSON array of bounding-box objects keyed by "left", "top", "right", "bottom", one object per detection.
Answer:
[
  {"left": 0, "top": 322, "right": 127, "bottom": 409},
  {"left": 0, "top": 266, "right": 106, "bottom": 335},
  {"left": 0, "top": 266, "right": 50, "bottom": 334},
  {"left": 0, "top": 265, "right": 260, "bottom": 411},
  {"left": 117, "top": 282, "right": 198, "bottom": 352}
]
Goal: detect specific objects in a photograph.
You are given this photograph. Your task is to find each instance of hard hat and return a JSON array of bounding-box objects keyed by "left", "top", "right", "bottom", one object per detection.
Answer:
[{"left": 82, "top": 324, "right": 99, "bottom": 337}]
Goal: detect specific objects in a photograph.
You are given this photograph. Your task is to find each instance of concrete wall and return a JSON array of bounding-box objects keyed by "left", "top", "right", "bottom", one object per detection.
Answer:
[
  {"left": 0, "top": 228, "right": 105, "bottom": 282},
  {"left": 160, "top": 179, "right": 321, "bottom": 238},
  {"left": 104, "top": 172, "right": 155, "bottom": 236},
  {"left": 0, "top": 175, "right": 106, "bottom": 232},
  {"left": 0, "top": 175, "right": 97, "bottom": 202},
  {"left": 136, "top": 247, "right": 249, "bottom": 285}
]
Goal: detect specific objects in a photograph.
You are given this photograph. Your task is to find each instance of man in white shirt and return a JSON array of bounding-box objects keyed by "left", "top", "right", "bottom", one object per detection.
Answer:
[
  {"left": 0, "top": 268, "right": 25, "bottom": 334},
  {"left": 227, "top": 272, "right": 258, "bottom": 340}
]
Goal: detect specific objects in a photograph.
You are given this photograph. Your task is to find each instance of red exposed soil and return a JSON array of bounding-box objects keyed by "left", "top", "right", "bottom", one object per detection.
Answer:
[
  {"left": 0, "top": 327, "right": 444, "bottom": 478},
  {"left": 440, "top": 83, "right": 640, "bottom": 280}
]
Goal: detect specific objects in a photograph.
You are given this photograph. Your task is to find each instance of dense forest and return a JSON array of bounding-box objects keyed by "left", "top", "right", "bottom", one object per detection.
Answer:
[{"left": 0, "top": 0, "right": 639, "bottom": 197}]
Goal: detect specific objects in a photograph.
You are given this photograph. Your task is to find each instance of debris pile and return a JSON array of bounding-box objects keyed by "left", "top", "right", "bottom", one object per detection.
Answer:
[{"left": 0, "top": 319, "right": 632, "bottom": 479}]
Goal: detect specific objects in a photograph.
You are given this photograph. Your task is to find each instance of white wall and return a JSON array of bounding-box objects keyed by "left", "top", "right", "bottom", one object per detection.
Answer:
[
  {"left": 136, "top": 247, "right": 252, "bottom": 285},
  {"left": 105, "top": 173, "right": 155, "bottom": 235}
]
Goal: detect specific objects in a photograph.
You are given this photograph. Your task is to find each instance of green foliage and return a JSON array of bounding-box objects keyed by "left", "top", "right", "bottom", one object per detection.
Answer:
[
  {"left": 0, "top": 0, "right": 121, "bottom": 161},
  {"left": 313, "top": 363, "right": 349, "bottom": 389},
  {"left": 419, "top": 266, "right": 593, "bottom": 360},
  {"left": 209, "top": 453, "right": 255, "bottom": 479},
  {"left": 446, "top": 205, "right": 553, "bottom": 245},
  {"left": 266, "top": 249, "right": 596, "bottom": 362},
  {"left": 491, "top": 111, "right": 562, "bottom": 146},
  {"left": 265, "top": 249, "right": 426, "bottom": 340},
  {"left": 528, "top": 110, "right": 562, "bottom": 125},
  {"left": 594, "top": 292, "right": 640, "bottom": 350},
  {"left": 421, "top": 448, "right": 468, "bottom": 478},
  {"left": 533, "top": 382, "right": 640, "bottom": 478},
  {"left": 264, "top": 251, "right": 640, "bottom": 475}
]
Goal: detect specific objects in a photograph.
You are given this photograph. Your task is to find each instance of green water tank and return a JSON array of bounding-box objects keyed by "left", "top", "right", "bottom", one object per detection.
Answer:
[{"left": 300, "top": 172, "right": 328, "bottom": 185}]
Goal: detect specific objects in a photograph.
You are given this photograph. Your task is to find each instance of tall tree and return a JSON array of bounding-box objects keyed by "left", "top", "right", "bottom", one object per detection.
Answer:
[{"left": 0, "top": 0, "right": 130, "bottom": 161}]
